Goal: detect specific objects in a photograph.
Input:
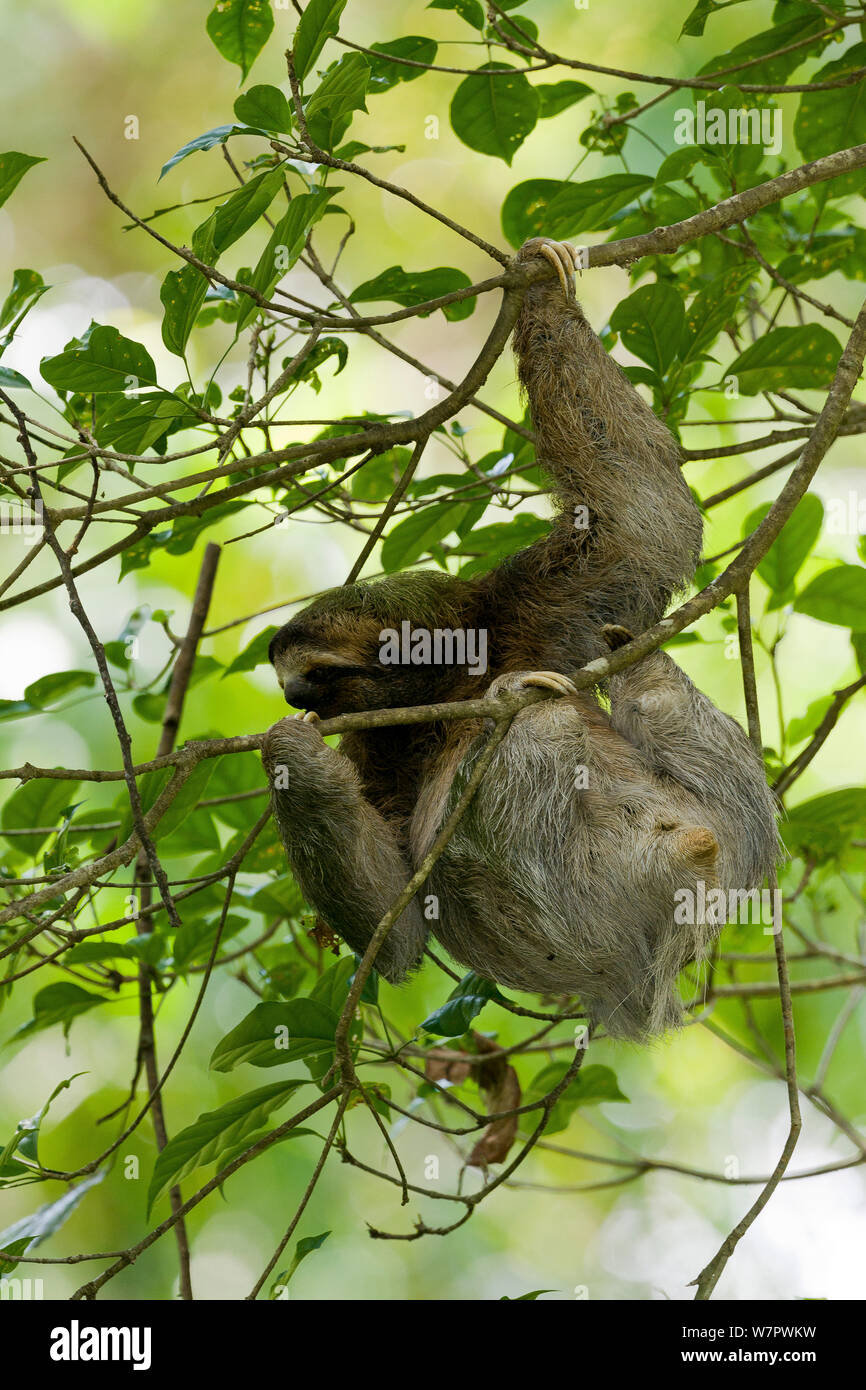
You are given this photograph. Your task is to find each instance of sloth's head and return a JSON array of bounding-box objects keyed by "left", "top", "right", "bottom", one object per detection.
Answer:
[{"left": 268, "top": 571, "right": 472, "bottom": 718}]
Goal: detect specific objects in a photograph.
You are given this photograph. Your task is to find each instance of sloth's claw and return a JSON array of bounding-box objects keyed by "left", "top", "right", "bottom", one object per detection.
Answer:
[
  {"left": 523, "top": 670, "right": 579, "bottom": 696},
  {"left": 516, "top": 238, "right": 580, "bottom": 298},
  {"left": 491, "top": 669, "right": 579, "bottom": 699},
  {"left": 601, "top": 624, "right": 635, "bottom": 651},
  {"left": 292, "top": 709, "right": 321, "bottom": 723},
  {"left": 539, "top": 241, "right": 576, "bottom": 300}
]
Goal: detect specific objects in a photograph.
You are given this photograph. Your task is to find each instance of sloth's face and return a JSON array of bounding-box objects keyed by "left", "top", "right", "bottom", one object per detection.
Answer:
[
  {"left": 268, "top": 635, "right": 387, "bottom": 718},
  {"left": 268, "top": 616, "right": 462, "bottom": 718},
  {"left": 268, "top": 574, "right": 472, "bottom": 717}
]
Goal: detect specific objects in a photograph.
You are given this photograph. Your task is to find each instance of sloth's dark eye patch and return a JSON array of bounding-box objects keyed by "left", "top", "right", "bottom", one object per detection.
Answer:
[{"left": 305, "top": 663, "right": 378, "bottom": 682}]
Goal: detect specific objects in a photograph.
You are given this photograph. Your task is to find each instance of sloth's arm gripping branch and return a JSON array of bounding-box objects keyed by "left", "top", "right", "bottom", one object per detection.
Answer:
[
  {"left": 508, "top": 238, "right": 703, "bottom": 638},
  {"left": 261, "top": 718, "right": 428, "bottom": 981}
]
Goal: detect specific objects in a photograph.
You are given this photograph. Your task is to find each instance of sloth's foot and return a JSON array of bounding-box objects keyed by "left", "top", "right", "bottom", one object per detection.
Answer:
[
  {"left": 516, "top": 237, "right": 579, "bottom": 299},
  {"left": 489, "top": 669, "right": 579, "bottom": 699},
  {"left": 601, "top": 623, "right": 635, "bottom": 651}
]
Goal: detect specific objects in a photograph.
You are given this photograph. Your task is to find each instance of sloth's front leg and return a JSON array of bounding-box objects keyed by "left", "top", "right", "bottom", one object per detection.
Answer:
[{"left": 261, "top": 717, "right": 428, "bottom": 981}]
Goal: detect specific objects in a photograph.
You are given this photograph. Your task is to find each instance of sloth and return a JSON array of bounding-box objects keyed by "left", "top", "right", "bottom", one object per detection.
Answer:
[{"left": 260, "top": 237, "right": 779, "bottom": 1039}]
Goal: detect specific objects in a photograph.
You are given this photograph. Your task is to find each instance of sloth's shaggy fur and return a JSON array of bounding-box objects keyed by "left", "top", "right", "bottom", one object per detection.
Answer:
[{"left": 262, "top": 238, "right": 779, "bottom": 1039}]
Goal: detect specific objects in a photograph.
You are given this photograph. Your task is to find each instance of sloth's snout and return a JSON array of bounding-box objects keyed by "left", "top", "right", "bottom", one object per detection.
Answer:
[{"left": 283, "top": 675, "right": 317, "bottom": 709}]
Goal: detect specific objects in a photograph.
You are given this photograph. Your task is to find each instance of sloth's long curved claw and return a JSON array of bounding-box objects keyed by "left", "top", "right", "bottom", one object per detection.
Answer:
[
  {"left": 292, "top": 709, "right": 321, "bottom": 723},
  {"left": 565, "top": 242, "right": 582, "bottom": 275},
  {"left": 601, "top": 623, "right": 635, "bottom": 651},
  {"left": 539, "top": 241, "right": 576, "bottom": 300},
  {"left": 523, "top": 670, "right": 579, "bottom": 696}
]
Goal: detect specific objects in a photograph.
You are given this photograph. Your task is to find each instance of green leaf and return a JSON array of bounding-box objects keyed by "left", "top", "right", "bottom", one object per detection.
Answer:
[
  {"left": 293, "top": 1228, "right": 332, "bottom": 1263},
  {"left": 725, "top": 325, "right": 843, "bottom": 396},
  {"left": 210, "top": 998, "right": 338, "bottom": 1071},
  {"left": 14, "top": 1073, "right": 86, "bottom": 1165},
  {"left": 131, "top": 692, "right": 168, "bottom": 723},
  {"left": 0, "top": 698, "right": 36, "bottom": 721},
  {"left": 0, "top": 1171, "right": 104, "bottom": 1272},
  {"left": 680, "top": 0, "right": 750, "bottom": 37},
  {"left": 2, "top": 777, "right": 81, "bottom": 856},
  {"left": 681, "top": 265, "right": 754, "bottom": 361},
  {"left": 305, "top": 53, "right": 370, "bottom": 150},
  {"left": 223, "top": 625, "right": 280, "bottom": 677},
  {"left": 456, "top": 514, "right": 549, "bottom": 578},
  {"left": 0, "top": 269, "right": 49, "bottom": 346},
  {"left": 237, "top": 186, "right": 336, "bottom": 330},
  {"left": 95, "top": 392, "right": 197, "bottom": 454},
  {"left": 160, "top": 265, "right": 211, "bottom": 359},
  {"left": 493, "top": 12, "right": 539, "bottom": 51},
  {"left": 22, "top": 670, "right": 97, "bottom": 708},
  {"left": 610, "top": 283, "right": 686, "bottom": 375},
  {"left": 0, "top": 152, "right": 45, "bottom": 209},
  {"left": 744, "top": 493, "right": 824, "bottom": 593},
  {"left": 309, "top": 956, "right": 355, "bottom": 1013},
  {"left": 283, "top": 335, "right": 349, "bottom": 391},
  {"left": 349, "top": 265, "right": 475, "bottom": 321},
  {"left": 256, "top": 949, "right": 308, "bottom": 1002},
  {"left": 234, "top": 84, "right": 293, "bottom": 132},
  {"left": 152, "top": 756, "right": 219, "bottom": 839},
  {"left": 206, "top": 0, "right": 274, "bottom": 82},
  {"left": 161, "top": 167, "right": 285, "bottom": 356},
  {"left": 655, "top": 147, "right": 711, "bottom": 184},
  {"left": 501, "top": 173, "right": 653, "bottom": 247},
  {"left": 172, "top": 912, "right": 247, "bottom": 972},
  {"left": 787, "top": 696, "right": 833, "bottom": 748},
  {"left": 194, "top": 752, "right": 266, "bottom": 831},
  {"left": 7, "top": 984, "right": 108, "bottom": 1046},
  {"left": 429, "top": 0, "right": 484, "bottom": 29},
  {"left": 0, "top": 365, "right": 31, "bottom": 389},
  {"left": 64, "top": 941, "right": 135, "bottom": 966},
  {"left": 367, "top": 36, "right": 438, "bottom": 92},
  {"left": 247, "top": 874, "right": 306, "bottom": 919},
  {"left": 421, "top": 972, "right": 504, "bottom": 1038},
  {"left": 121, "top": 758, "right": 221, "bottom": 845},
  {"left": 450, "top": 63, "right": 539, "bottom": 164},
  {"left": 209, "top": 166, "right": 287, "bottom": 255},
  {"left": 125, "top": 930, "right": 171, "bottom": 970},
  {"left": 778, "top": 230, "right": 866, "bottom": 288},
  {"left": 41, "top": 323, "right": 158, "bottom": 395},
  {"left": 270, "top": 1230, "right": 331, "bottom": 1296},
  {"left": 783, "top": 787, "right": 866, "bottom": 858},
  {"left": 794, "top": 565, "right": 866, "bottom": 629},
  {"left": 159, "top": 124, "right": 260, "bottom": 180},
  {"left": 292, "top": 1228, "right": 331, "bottom": 1262},
  {"left": 380, "top": 501, "right": 469, "bottom": 570},
  {"left": 699, "top": 16, "right": 830, "bottom": 88},
  {"left": 351, "top": 448, "right": 414, "bottom": 501},
  {"left": 521, "top": 1062, "right": 628, "bottom": 1135},
  {"left": 293, "top": 0, "right": 348, "bottom": 83},
  {"left": 147, "top": 1078, "right": 307, "bottom": 1214},
  {"left": 795, "top": 44, "right": 866, "bottom": 202},
  {"left": 535, "top": 80, "right": 593, "bottom": 119}
]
